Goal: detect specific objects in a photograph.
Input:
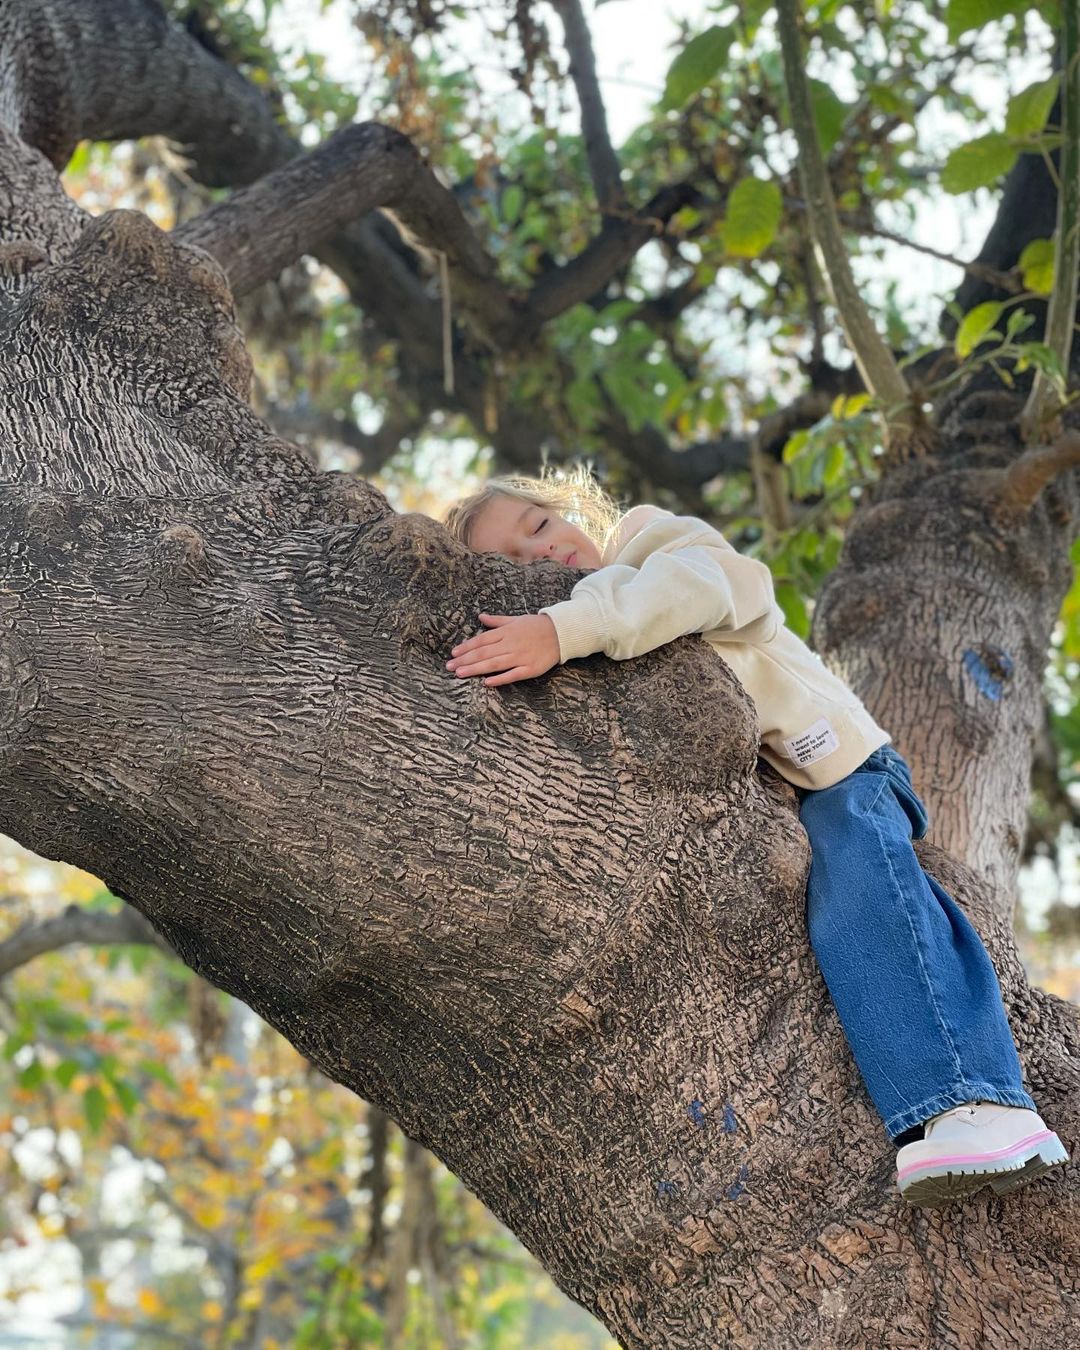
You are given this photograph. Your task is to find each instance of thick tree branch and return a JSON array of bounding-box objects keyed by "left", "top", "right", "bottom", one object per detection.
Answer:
[
  {"left": 0, "top": 906, "right": 173, "bottom": 977},
  {"left": 0, "top": 125, "right": 85, "bottom": 263},
  {"left": 551, "top": 0, "right": 626, "bottom": 214},
  {"left": 0, "top": 0, "right": 294, "bottom": 183},
  {"left": 175, "top": 124, "right": 423, "bottom": 300}
]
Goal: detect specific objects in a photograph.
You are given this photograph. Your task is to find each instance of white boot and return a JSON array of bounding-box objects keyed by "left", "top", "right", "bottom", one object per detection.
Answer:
[{"left": 896, "top": 1102, "right": 1068, "bottom": 1208}]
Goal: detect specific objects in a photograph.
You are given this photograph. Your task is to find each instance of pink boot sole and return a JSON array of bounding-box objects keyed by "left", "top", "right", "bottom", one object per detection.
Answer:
[{"left": 898, "top": 1131, "right": 1069, "bottom": 1208}]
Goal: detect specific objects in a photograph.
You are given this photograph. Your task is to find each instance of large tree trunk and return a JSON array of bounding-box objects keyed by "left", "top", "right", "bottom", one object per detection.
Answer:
[
  {"left": 813, "top": 384, "right": 1078, "bottom": 902},
  {"left": 1, "top": 17, "right": 1079, "bottom": 1350}
]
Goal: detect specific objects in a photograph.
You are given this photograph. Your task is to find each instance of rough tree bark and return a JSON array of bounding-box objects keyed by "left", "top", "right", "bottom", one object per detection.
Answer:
[{"left": 0, "top": 11, "right": 1079, "bottom": 1350}]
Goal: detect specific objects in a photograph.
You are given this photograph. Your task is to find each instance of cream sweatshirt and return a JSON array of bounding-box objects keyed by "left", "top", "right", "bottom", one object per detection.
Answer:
[{"left": 539, "top": 505, "right": 889, "bottom": 790}]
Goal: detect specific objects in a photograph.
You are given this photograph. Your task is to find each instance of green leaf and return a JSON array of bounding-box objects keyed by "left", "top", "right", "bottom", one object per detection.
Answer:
[
  {"left": 2, "top": 1031, "right": 29, "bottom": 1061},
  {"left": 723, "top": 177, "right": 783, "bottom": 258},
  {"left": 782, "top": 428, "right": 810, "bottom": 464},
  {"left": 661, "top": 26, "right": 733, "bottom": 109},
  {"left": 1014, "top": 341, "right": 1067, "bottom": 391},
  {"left": 112, "top": 1078, "right": 141, "bottom": 1116},
  {"left": 809, "top": 80, "right": 849, "bottom": 153},
  {"left": 774, "top": 581, "right": 810, "bottom": 639},
  {"left": 868, "top": 85, "right": 912, "bottom": 119},
  {"left": 138, "top": 1060, "right": 178, "bottom": 1090},
  {"left": 1019, "top": 238, "right": 1055, "bottom": 294},
  {"left": 501, "top": 184, "right": 523, "bottom": 226},
  {"left": 739, "top": 0, "right": 774, "bottom": 35},
  {"left": 823, "top": 443, "right": 847, "bottom": 487},
  {"left": 955, "top": 301, "right": 1005, "bottom": 357},
  {"left": 600, "top": 366, "right": 653, "bottom": 431},
  {"left": 946, "top": 0, "right": 1025, "bottom": 42},
  {"left": 941, "top": 133, "right": 1018, "bottom": 193},
  {"left": 1004, "top": 307, "right": 1035, "bottom": 338},
  {"left": 54, "top": 1059, "right": 81, "bottom": 1088},
  {"left": 64, "top": 140, "right": 92, "bottom": 178},
  {"left": 1005, "top": 75, "right": 1060, "bottom": 138},
  {"left": 831, "top": 393, "right": 872, "bottom": 419},
  {"left": 18, "top": 1060, "right": 46, "bottom": 1091},
  {"left": 83, "top": 1084, "right": 108, "bottom": 1134}
]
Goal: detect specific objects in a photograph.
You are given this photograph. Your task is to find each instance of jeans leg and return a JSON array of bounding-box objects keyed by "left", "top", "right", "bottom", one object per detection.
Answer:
[{"left": 800, "top": 759, "right": 1034, "bottom": 1139}]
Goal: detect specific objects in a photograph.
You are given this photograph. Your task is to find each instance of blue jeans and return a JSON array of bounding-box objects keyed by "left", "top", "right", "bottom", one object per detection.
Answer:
[{"left": 798, "top": 745, "right": 1034, "bottom": 1139}]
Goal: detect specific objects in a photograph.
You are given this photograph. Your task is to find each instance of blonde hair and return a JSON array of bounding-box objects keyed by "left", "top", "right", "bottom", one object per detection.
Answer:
[{"left": 444, "top": 468, "right": 624, "bottom": 549}]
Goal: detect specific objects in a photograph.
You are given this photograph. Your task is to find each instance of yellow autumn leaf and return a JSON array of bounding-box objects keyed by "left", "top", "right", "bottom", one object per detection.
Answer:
[
  {"left": 201, "top": 1300, "right": 223, "bottom": 1322},
  {"left": 481, "top": 1285, "right": 520, "bottom": 1313},
  {"left": 246, "top": 1252, "right": 282, "bottom": 1283},
  {"left": 137, "top": 1288, "right": 165, "bottom": 1316}
]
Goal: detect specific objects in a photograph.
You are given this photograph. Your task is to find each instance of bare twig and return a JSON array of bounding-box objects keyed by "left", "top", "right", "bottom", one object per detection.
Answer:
[{"left": 853, "top": 218, "right": 1023, "bottom": 293}]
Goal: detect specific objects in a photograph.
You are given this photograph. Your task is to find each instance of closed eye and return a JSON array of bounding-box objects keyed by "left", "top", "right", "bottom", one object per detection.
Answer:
[{"left": 533, "top": 517, "right": 548, "bottom": 534}]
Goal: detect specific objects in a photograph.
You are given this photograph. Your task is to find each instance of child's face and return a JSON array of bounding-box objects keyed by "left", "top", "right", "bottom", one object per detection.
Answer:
[{"left": 468, "top": 495, "right": 604, "bottom": 570}]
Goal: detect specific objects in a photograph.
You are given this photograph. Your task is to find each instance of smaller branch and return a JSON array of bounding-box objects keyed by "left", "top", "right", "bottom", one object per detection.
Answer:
[
  {"left": 1022, "top": 4, "right": 1080, "bottom": 439},
  {"left": 551, "top": 0, "right": 626, "bottom": 214},
  {"left": 523, "top": 180, "right": 704, "bottom": 331},
  {"left": 147, "top": 1175, "right": 239, "bottom": 1265},
  {"left": 855, "top": 219, "right": 1023, "bottom": 293},
  {"left": 799, "top": 241, "right": 827, "bottom": 369},
  {"left": 994, "top": 430, "right": 1080, "bottom": 513},
  {"left": 788, "top": 193, "right": 1022, "bottom": 290},
  {"left": 364, "top": 1104, "right": 391, "bottom": 1260},
  {"left": 265, "top": 401, "right": 424, "bottom": 474},
  {"left": 175, "top": 124, "right": 421, "bottom": 297},
  {"left": 177, "top": 123, "right": 517, "bottom": 346},
  {"left": 0, "top": 906, "right": 172, "bottom": 978},
  {"left": 775, "top": 0, "right": 912, "bottom": 434},
  {"left": 438, "top": 250, "right": 454, "bottom": 395},
  {"left": 751, "top": 442, "right": 793, "bottom": 539},
  {"left": 630, "top": 274, "right": 708, "bottom": 329}
]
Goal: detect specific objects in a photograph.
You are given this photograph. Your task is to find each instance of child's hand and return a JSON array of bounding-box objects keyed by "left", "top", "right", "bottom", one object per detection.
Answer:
[{"left": 446, "top": 614, "right": 560, "bottom": 686}]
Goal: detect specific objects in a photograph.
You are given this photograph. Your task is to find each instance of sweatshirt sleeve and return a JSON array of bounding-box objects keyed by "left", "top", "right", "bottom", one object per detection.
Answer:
[{"left": 539, "top": 513, "right": 779, "bottom": 663}]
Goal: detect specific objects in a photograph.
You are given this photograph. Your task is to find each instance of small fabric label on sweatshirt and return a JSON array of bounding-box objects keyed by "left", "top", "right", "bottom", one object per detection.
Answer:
[{"left": 782, "top": 717, "right": 840, "bottom": 767}]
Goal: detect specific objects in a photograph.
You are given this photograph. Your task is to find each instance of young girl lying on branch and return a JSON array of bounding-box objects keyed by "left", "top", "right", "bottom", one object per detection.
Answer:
[{"left": 443, "top": 471, "right": 1067, "bottom": 1208}]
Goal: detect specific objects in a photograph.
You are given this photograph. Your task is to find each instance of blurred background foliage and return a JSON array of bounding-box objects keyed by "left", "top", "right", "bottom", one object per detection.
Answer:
[
  {"left": 0, "top": 845, "right": 615, "bottom": 1346},
  {"left": 2, "top": 0, "right": 1079, "bottom": 1343}
]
